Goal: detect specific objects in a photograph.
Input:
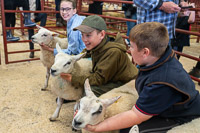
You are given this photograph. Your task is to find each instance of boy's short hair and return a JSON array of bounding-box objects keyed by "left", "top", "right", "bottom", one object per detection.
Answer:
[
  {"left": 73, "top": 15, "right": 107, "bottom": 33},
  {"left": 129, "top": 22, "right": 169, "bottom": 57},
  {"left": 61, "top": 0, "right": 77, "bottom": 9}
]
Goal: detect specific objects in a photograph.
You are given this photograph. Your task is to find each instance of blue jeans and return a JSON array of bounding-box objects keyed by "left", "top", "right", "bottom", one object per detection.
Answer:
[
  {"left": 125, "top": 12, "right": 137, "bottom": 43},
  {"left": 28, "top": 13, "right": 47, "bottom": 50}
]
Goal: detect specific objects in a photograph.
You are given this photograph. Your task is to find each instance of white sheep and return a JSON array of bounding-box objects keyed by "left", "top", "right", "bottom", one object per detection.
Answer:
[
  {"left": 72, "top": 79, "right": 200, "bottom": 133},
  {"left": 49, "top": 43, "right": 92, "bottom": 121},
  {"left": 72, "top": 78, "right": 138, "bottom": 133},
  {"left": 167, "top": 117, "right": 200, "bottom": 133},
  {"left": 31, "top": 25, "right": 68, "bottom": 90}
]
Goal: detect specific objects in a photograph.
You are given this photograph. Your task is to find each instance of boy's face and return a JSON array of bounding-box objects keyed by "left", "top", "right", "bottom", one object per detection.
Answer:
[
  {"left": 60, "top": 1, "right": 76, "bottom": 22},
  {"left": 129, "top": 41, "right": 145, "bottom": 66},
  {"left": 81, "top": 30, "right": 105, "bottom": 50}
]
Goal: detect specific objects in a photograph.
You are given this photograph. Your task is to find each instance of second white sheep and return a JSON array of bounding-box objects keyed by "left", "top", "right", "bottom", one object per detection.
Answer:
[{"left": 49, "top": 43, "right": 92, "bottom": 121}]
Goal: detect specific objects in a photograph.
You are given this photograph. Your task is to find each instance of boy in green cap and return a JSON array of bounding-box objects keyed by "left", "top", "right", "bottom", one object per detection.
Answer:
[{"left": 60, "top": 15, "right": 138, "bottom": 96}]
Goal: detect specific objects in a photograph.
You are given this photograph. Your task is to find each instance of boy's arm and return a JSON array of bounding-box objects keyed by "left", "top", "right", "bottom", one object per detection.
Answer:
[{"left": 85, "top": 106, "right": 152, "bottom": 132}]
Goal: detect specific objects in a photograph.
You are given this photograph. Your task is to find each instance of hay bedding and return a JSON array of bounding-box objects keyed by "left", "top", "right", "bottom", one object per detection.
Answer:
[{"left": 0, "top": 25, "right": 200, "bottom": 133}]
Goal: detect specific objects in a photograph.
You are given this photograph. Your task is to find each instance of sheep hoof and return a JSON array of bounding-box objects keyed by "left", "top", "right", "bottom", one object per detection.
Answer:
[
  {"left": 49, "top": 117, "right": 57, "bottom": 122},
  {"left": 41, "top": 88, "right": 47, "bottom": 91},
  {"left": 72, "top": 127, "right": 77, "bottom": 132}
]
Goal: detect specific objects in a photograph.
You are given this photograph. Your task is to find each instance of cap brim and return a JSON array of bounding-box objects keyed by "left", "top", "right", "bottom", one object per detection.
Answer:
[{"left": 73, "top": 25, "right": 96, "bottom": 33}]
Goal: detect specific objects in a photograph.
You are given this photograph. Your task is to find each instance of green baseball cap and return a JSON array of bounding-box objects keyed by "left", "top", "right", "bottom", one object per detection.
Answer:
[{"left": 73, "top": 15, "right": 107, "bottom": 33}]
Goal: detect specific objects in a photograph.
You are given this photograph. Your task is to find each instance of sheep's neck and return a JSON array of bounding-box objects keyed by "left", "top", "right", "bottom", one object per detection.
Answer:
[{"left": 71, "top": 62, "right": 81, "bottom": 75}]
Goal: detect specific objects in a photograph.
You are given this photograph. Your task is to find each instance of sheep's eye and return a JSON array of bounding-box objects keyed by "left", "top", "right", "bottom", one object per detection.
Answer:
[
  {"left": 92, "top": 105, "right": 102, "bottom": 115},
  {"left": 42, "top": 34, "right": 47, "bottom": 37},
  {"left": 64, "top": 61, "right": 71, "bottom": 67}
]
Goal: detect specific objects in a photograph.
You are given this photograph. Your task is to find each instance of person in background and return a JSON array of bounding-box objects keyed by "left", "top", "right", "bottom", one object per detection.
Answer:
[
  {"left": 122, "top": 0, "right": 137, "bottom": 45},
  {"left": 40, "top": 0, "right": 86, "bottom": 56},
  {"left": 27, "top": 0, "right": 47, "bottom": 58},
  {"left": 4, "top": 0, "right": 36, "bottom": 41},
  {"left": 60, "top": 15, "right": 138, "bottom": 97},
  {"left": 172, "top": 1, "right": 195, "bottom": 59},
  {"left": 55, "top": 0, "right": 66, "bottom": 27},
  {"left": 189, "top": 57, "right": 200, "bottom": 85},
  {"left": 84, "top": 22, "right": 200, "bottom": 133},
  {"left": 188, "top": 11, "right": 200, "bottom": 85},
  {"left": 88, "top": 1, "right": 103, "bottom": 15},
  {"left": 133, "top": 0, "right": 181, "bottom": 45}
]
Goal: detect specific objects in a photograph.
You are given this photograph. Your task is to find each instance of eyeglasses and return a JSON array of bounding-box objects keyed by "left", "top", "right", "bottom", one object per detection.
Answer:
[{"left": 60, "top": 7, "right": 72, "bottom": 12}]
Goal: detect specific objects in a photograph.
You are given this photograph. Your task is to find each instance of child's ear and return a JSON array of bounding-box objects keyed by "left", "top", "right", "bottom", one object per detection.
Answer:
[
  {"left": 100, "top": 30, "right": 106, "bottom": 40},
  {"left": 143, "top": 47, "right": 150, "bottom": 57}
]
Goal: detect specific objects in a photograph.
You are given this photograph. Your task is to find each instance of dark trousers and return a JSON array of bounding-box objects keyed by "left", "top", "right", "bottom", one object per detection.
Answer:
[
  {"left": 196, "top": 56, "right": 200, "bottom": 69},
  {"left": 120, "top": 116, "right": 180, "bottom": 133},
  {"left": 55, "top": 0, "right": 61, "bottom": 18},
  {"left": 88, "top": 2, "right": 103, "bottom": 15},
  {"left": 28, "top": 13, "right": 47, "bottom": 50},
  {"left": 91, "top": 81, "right": 124, "bottom": 97},
  {"left": 4, "top": 0, "right": 29, "bottom": 27},
  {"left": 172, "top": 46, "right": 183, "bottom": 60}
]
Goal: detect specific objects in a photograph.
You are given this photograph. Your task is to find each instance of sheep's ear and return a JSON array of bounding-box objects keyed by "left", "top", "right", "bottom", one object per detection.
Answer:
[
  {"left": 84, "top": 78, "right": 96, "bottom": 97},
  {"left": 56, "top": 43, "right": 64, "bottom": 53},
  {"left": 52, "top": 32, "right": 59, "bottom": 37},
  {"left": 74, "top": 100, "right": 80, "bottom": 111},
  {"left": 36, "top": 25, "right": 43, "bottom": 29},
  {"left": 73, "top": 53, "right": 86, "bottom": 61},
  {"left": 100, "top": 96, "right": 121, "bottom": 108}
]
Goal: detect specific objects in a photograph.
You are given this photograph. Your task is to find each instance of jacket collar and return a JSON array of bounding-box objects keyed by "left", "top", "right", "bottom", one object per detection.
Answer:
[
  {"left": 90, "top": 36, "right": 108, "bottom": 54},
  {"left": 139, "top": 46, "right": 175, "bottom": 71},
  {"left": 67, "top": 14, "right": 77, "bottom": 27}
]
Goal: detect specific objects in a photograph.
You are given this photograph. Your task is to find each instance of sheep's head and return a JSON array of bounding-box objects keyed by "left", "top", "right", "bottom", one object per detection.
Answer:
[
  {"left": 50, "top": 43, "right": 86, "bottom": 76},
  {"left": 72, "top": 79, "right": 121, "bottom": 130},
  {"left": 31, "top": 25, "right": 59, "bottom": 45}
]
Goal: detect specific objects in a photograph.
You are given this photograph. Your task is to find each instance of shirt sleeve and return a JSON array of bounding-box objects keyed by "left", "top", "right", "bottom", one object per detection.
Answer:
[
  {"left": 53, "top": 31, "right": 83, "bottom": 56},
  {"left": 65, "top": 30, "right": 81, "bottom": 55},
  {"left": 135, "top": 84, "right": 182, "bottom": 115},
  {"left": 133, "top": 0, "right": 160, "bottom": 11},
  {"left": 53, "top": 48, "right": 68, "bottom": 56}
]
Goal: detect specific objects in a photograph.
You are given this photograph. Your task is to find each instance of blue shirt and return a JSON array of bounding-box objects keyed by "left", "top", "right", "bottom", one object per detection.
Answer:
[
  {"left": 133, "top": 0, "right": 179, "bottom": 39},
  {"left": 54, "top": 14, "right": 86, "bottom": 55}
]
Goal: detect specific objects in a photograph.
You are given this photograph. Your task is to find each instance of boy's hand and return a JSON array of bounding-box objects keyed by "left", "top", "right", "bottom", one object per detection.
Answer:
[{"left": 60, "top": 73, "right": 72, "bottom": 82}]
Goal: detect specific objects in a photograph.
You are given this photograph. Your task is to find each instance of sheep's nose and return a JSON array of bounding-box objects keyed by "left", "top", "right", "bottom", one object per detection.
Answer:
[
  {"left": 50, "top": 69, "right": 57, "bottom": 75},
  {"left": 74, "top": 119, "right": 82, "bottom": 126}
]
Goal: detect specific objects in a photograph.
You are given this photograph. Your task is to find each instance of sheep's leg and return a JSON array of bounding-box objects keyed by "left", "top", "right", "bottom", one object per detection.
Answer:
[
  {"left": 49, "top": 97, "right": 63, "bottom": 121},
  {"left": 41, "top": 67, "right": 50, "bottom": 91}
]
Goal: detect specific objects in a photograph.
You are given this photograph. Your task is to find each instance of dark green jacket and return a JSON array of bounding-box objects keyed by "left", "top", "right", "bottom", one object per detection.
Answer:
[{"left": 72, "top": 33, "right": 138, "bottom": 87}]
